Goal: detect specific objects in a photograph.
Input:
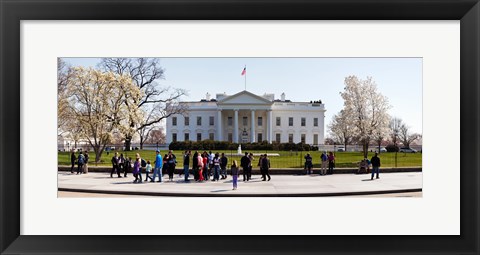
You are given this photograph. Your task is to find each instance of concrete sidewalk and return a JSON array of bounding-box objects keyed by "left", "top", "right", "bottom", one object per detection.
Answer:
[{"left": 58, "top": 172, "right": 422, "bottom": 197}]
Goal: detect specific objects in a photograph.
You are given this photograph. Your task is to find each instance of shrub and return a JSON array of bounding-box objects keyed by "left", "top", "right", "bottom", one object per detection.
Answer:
[
  {"left": 385, "top": 144, "right": 399, "bottom": 152},
  {"left": 168, "top": 141, "right": 317, "bottom": 151}
]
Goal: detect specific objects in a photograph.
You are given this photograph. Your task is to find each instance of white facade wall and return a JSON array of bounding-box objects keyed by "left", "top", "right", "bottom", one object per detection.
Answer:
[{"left": 166, "top": 91, "right": 326, "bottom": 145}]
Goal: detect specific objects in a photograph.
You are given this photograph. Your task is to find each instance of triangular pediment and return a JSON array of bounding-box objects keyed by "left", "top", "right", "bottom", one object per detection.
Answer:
[{"left": 217, "top": 90, "right": 273, "bottom": 105}]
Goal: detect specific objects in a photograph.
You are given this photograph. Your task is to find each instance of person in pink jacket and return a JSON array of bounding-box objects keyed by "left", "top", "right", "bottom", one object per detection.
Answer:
[{"left": 197, "top": 153, "right": 204, "bottom": 181}]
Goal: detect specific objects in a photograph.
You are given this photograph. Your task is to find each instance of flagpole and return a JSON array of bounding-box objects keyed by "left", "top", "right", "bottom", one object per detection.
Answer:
[{"left": 244, "top": 65, "right": 247, "bottom": 91}]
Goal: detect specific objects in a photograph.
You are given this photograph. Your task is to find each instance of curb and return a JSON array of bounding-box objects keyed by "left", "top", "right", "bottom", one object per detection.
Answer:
[{"left": 58, "top": 187, "right": 422, "bottom": 197}]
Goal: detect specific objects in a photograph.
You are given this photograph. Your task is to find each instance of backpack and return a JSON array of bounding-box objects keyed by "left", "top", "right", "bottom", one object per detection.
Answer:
[
  {"left": 141, "top": 159, "right": 147, "bottom": 167},
  {"left": 321, "top": 154, "right": 327, "bottom": 161},
  {"left": 78, "top": 154, "right": 84, "bottom": 164}
]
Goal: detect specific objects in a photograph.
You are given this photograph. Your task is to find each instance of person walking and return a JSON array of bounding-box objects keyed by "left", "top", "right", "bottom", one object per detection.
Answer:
[
  {"left": 197, "top": 152, "right": 204, "bottom": 182},
  {"left": 152, "top": 150, "right": 163, "bottom": 182},
  {"left": 370, "top": 152, "right": 381, "bottom": 180},
  {"left": 76, "top": 151, "right": 85, "bottom": 175},
  {"left": 328, "top": 152, "right": 335, "bottom": 175},
  {"left": 162, "top": 153, "right": 169, "bottom": 179},
  {"left": 118, "top": 153, "right": 125, "bottom": 176},
  {"left": 304, "top": 153, "right": 313, "bottom": 175},
  {"left": 261, "top": 154, "right": 271, "bottom": 181},
  {"left": 111, "top": 152, "right": 121, "bottom": 178},
  {"left": 70, "top": 150, "right": 76, "bottom": 174},
  {"left": 220, "top": 153, "right": 228, "bottom": 179},
  {"left": 320, "top": 151, "right": 328, "bottom": 176},
  {"left": 209, "top": 151, "right": 215, "bottom": 179},
  {"left": 183, "top": 150, "right": 191, "bottom": 182},
  {"left": 167, "top": 152, "right": 176, "bottom": 181},
  {"left": 257, "top": 154, "right": 264, "bottom": 179},
  {"left": 248, "top": 153, "right": 254, "bottom": 180},
  {"left": 133, "top": 154, "right": 142, "bottom": 183},
  {"left": 145, "top": 160, "right": 153, "bottom": 182},
  {"left": 231, "top": 160, "right": 239, "bottom": 190},
  {"left": 124, "top": 157, "right": 132, "bottom": 177},
  {"left": 192, "top": 151, "right": 199, "bottom": 181},
  {"left": 202, "top": 152, "right": 209, "bottom": 181},
  {"left": 83, "top": 151, "right": 89, "bottom": 174},
  {"left": 138, "top": 153, "right": 144, "bottom": 183},
  {"left": 240, "top": 152, "right": 250, "bottom": 181},
  {"left": 212, "top": 153, "right": 220, "bottom": 181}
]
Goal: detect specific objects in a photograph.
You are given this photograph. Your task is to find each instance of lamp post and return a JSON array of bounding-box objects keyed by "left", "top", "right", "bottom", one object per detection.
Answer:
[{"left": 394, "top": 118, "right": 398, "bottom": 168}]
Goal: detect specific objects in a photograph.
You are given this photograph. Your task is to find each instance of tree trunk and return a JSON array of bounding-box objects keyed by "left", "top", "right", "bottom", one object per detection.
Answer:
[
  {"left": 344, "top": 142, "right": 348, "bottom": 152},
  {"left": 139, "top": 135, "right": 144, "bottom": 150},
  {"left": 125, "top": 136, "right": 132, "bottom": 151},
  {"left": 94, "top": 147, "right": 102, "bottom": 163},
  {"left": 363, "top": 142, "right": 369, "bottom": 158}
]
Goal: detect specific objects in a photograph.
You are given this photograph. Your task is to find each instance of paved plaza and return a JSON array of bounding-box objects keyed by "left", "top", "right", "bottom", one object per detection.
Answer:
[{"left": 58, "top": 172, "right": 422, "bottom": 197}]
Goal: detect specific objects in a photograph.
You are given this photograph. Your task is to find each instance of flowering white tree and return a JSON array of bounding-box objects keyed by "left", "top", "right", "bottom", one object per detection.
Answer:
[
  {"left": 340, "top": 75, "right": 391, "bottom": 157},
  {"left": 57, "top": 58, "right": 72, "bottom": 133},
  {"left": 328, "top": 110, "right": 355, "bottom": 151},
  {"left": 63, "top": 67, "right": 144, "bottom": 162},
  {"left": 99, "top": 58, "right": 187, "bottom": 150}
]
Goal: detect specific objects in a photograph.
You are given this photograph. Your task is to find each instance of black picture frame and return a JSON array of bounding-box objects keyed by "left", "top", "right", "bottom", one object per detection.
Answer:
[{"left": 1, "top": 0, "right": 479, "bottom": 254}]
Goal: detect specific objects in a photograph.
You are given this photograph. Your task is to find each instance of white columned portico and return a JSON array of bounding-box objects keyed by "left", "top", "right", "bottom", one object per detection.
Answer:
[
  {"left": 217, "top": 110, "right": 222, "bottom": 141},
  {"left": 234, "top": 109, "right": 239, "bottom": 143},
  {"left": 267, "top": 109, "right": 273, "bottom": 142},
  {"left": 250, "top": 110, "right": 255, "bottom": 142}
]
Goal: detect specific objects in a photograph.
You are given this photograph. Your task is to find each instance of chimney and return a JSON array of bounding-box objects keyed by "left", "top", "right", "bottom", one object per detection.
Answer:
[
  {"left": 206, "top": 92, "right": 211, "bottom": 101},
  {"left": 281, "top": 92, "right": 286, "bottom": 101}
]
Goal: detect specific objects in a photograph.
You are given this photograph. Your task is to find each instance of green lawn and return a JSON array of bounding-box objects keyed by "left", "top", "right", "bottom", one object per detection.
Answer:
[{"left": 59, "top": 150, "right": 422, "bottom": 168}]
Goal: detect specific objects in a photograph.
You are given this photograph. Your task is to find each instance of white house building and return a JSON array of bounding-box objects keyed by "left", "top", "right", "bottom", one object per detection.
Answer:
[{"left": 166, "top": 90, "right": 326, "bottom": 145}]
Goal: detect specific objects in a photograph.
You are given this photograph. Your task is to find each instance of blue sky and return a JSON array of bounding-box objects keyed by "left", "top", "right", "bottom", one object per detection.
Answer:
[{"left": 62, "top": 57, "right": 422, "bottom": 134}]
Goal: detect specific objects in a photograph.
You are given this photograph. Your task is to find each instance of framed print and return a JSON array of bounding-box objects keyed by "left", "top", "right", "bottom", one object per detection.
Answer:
[{"left": 1, "top": 0, "right": 479, "bottom": 254}]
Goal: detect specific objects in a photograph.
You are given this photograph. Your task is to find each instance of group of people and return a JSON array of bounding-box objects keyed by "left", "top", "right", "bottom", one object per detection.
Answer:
[
  {"left": 69, "top": 149, "right": 381, "bottom": 189},
  {"left": 303, "top": 151, "right": 336, "bottom": 175},
  {"left": 70, "top": 150, "right": 89, "bottom": 175},
  {"left": 304, "top": 151, "right": 381, "bottom": 179},
  {"left": 188, "top": 150, "right": 226, "bottom": 182},
  {"left": 106, "top": 150, "right": 274, "bottom": 190},
  {"left": 357, "top": 152, "right": 381, "bottom": 180}
]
